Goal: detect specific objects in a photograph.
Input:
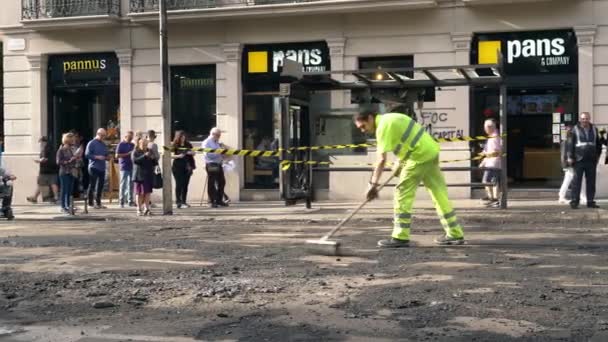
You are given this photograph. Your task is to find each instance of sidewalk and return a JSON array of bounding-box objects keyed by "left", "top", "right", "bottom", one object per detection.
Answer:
[{"left": 9, "top": 198, "right": 608, "bottom": 224}]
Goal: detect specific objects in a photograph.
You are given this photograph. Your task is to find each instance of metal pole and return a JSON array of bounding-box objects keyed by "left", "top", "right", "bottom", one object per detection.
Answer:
[
  {"left": 499, "top": 84, "right": 508, "bottom": 209},
  {"left": 160, "top": 0, "right": 173, "bottom": 215}
]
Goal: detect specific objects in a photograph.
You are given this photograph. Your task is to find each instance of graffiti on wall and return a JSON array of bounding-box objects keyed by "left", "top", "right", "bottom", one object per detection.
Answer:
[{"left": 418, "top": 110, "right": 465, "bottom": 140}]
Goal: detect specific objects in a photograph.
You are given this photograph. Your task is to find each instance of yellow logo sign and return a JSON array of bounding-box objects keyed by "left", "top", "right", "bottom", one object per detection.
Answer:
[
  {"left": 478, "top": 40, "right": 501, "bottom": 64},
  {"left": 248, "top": 51, "right": 268, "bottom": 73}
]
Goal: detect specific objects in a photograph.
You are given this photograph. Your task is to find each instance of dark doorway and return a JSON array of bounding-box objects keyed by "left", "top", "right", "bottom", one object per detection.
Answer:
[
  {"left": 171, "top": 65, "right": 217, "bottom": 141},
  {"left": 47, "top": 53, "right": 120, "bottom": 145},
  {"left": 49, "top": 87, "right": 119, "bottom": 145},
  {"left": 472, "top": 85, "right": 577, "bottom": 187}
]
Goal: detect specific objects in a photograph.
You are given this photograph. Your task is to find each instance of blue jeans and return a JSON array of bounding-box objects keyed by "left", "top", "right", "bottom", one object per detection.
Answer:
[
  {"left": 88, "top": 168, "right": 105, "bottom": 206},
  {"left": 119, "top": 170, "right": 134, "bottom": 205},
  {"left": 59, "top": 174, "right": 74, "bottom": 210}
]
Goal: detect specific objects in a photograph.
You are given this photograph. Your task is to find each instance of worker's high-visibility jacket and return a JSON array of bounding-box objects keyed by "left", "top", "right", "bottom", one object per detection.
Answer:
[{"left": 375, "top": 113, "right": 439, "bottom": 162}]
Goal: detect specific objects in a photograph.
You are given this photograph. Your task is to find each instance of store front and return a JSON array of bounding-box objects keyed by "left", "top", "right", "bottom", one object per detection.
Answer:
[
  {"left": 171, "top": 65, "right": 217, "bottom": 141},
  {"left": 47, "top": 53, "right": 120, "bottom": 145},
  {"left": 471, "top": 29, "right": 578, "bottom": 188},
  {"left": 241, "top": 41, "right": 330, "bottom": 189}
]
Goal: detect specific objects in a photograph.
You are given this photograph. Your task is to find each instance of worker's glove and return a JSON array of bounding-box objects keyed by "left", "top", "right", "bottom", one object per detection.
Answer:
[{"left": 366, "top": 183, "right": 380, "bottom": 202}]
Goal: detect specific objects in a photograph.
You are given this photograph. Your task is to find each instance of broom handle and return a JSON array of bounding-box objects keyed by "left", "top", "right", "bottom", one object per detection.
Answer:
[{"left": 321, "top": 171, "right": 397, "bottom": 241}]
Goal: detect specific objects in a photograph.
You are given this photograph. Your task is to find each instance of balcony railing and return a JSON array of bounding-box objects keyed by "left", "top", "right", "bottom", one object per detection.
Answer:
[
  {"left": 129, "top": 0, "right": 322, "bottom": 12},
  {"left": 22, "top": 0, "right": 121, "bottom": 20}
]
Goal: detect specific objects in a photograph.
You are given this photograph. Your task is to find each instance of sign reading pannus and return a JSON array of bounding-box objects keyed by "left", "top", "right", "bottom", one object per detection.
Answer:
[
  {"left": 243, "top": 41, "right": 330, "bottom": 82},
  {"left": 180, "top": 78, "right": 215, "bottom": 89},
  {"left": 472, "top": 30, "right": 577, "bottom": 75},
  {"left": 49, "top": 53, "right": 119, "bottom": 86}
]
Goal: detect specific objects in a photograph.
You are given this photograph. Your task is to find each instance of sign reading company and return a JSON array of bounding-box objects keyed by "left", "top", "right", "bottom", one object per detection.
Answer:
[
  {"left": 49, "top": 53, "right": 119, "bottom": 86},
  {"left": 473, "top": 30, "right": 577, "bottom": 75},
  {"left": 243, "top": 41, "right": 330, "bottom": 77}
]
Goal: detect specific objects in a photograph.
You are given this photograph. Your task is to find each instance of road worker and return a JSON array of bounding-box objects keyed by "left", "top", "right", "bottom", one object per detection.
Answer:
[{"left": 354, "top": 109, "right": 465, "bottom": 248}]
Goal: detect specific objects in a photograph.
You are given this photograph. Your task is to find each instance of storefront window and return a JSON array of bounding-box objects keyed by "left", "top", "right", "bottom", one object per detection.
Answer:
[
  {"left": 243, "top": 94, "right": 279, "bottom": 189},
  {"left": 47, "top": 53, "right": 120, "bottom": 145},
  {"left": 171, "top": 65, "right": 217, "bottom": 141},
  {"left": 241, "top": 41, "right": 331, "bottom": 189},
  {"left": 472, "top": 87, "right": 576, "bottom": 187}
]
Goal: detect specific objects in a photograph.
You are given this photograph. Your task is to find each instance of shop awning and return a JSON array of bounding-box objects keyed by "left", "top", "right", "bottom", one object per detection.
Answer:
[{"left": 280, "top": 59, "right": 505, "bottom": 91}]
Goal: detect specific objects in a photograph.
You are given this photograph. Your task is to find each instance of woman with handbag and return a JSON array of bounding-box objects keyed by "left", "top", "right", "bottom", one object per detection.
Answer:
[
  {"left": 56, "top": 133, "right": 79, "bottom": 214},
  {"left": 171, "top": 130, "right": 196, "bottom": 209},
  {"left": 132, "top": 138, "right": 155, "bottom": 216}
]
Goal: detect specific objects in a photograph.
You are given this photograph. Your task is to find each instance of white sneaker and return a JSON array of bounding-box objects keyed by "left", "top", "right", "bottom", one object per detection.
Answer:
[{"left": 558, "top": 198, "right": 569, "bottom": 204}]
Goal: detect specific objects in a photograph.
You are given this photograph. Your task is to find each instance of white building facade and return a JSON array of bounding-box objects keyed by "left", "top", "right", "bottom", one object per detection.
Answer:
[{"left": 1, "top": 0, "right": 607, "bottom": 204}]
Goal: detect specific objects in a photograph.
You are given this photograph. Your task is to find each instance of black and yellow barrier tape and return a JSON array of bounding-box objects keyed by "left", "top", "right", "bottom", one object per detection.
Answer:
[
  {"left": 279, "top": 152, "right": 505, "bottom": 171},
  {"left": 163, "top": 146, "right": 281, "bottom": 157},
  {"left": 162, "top": 134, "right": 504, "bottom": 156}
]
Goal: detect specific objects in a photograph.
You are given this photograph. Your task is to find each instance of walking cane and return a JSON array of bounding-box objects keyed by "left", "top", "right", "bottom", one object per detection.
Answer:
[{"left": 200, "top": 171, "right": 208, "bottom": 206}]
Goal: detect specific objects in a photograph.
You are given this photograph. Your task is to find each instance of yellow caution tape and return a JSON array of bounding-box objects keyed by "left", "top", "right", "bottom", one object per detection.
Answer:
[
  {"left": 279, "top": 152, "right": 505, "bottom": 170},
  {"left": 163, "top": 134, "right": 504, "bottom": 156},
  {"left": 163, "top": 145, "right": 281, "bottom": 157}
]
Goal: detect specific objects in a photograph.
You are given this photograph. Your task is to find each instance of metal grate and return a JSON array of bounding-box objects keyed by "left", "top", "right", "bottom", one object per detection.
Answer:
[{"left": 22, "top": 0, "right": 121, "bottom": 20}]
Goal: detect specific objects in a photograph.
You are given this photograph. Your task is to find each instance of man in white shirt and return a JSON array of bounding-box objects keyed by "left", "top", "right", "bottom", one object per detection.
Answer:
[
  {"left": 202, "top": 128, "right": 227, "bottom": 208},
  {"left": 479, "top": 119, "right": 502, "bottom": 208}
]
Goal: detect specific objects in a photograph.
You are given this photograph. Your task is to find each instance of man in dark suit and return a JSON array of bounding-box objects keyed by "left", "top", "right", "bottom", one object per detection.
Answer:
[{"left": 567, "top": 112, "right": 603, "bottom": 209}]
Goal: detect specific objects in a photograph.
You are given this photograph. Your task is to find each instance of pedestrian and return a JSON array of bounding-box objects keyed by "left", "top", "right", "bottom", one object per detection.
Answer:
[
  {"left": 146, "top": 130, "right": 160, "bottom": 165},
  {"left": 222, "top": 152, "right": 236, "bottom": 204},
  {"left": 85, "top": 128, "right": 109, "bottom": 209},
  {"left": 171, "top": 130, "right": 196, "bottom": 209},
  {"left": 146, "top": 130, "right": 160, "bottom": 208},
  {"left": 0, "top": 165, "right": 16, "bottom": 220},
  {"left": 479, "top": 119, "right": 502, "bottom": 208},
  {"left": 559, "top": 125, "right": 586, "bottom": 204},
  {"left": 115, "top": 131, "right": 136, "bottom": 208},
  {"left": 132, "top": 137, "right": 154, "bottom": 216},
  {"left": 56, "top": 133, "right": 78, "bottom": 214},
  {"left": 26, "top": 136, "right": 59, "bottom": 204},
  {"left": 0, "top": 135, "right": 4, "bottom": 167},
  {"left": 70, "top": 130, "right": 87, "bottom": 199},
  {"left": 566, "top": 112, "right": 602, "bottom": 209},
  {"left": 354, "top": 109, "right": 465, "bottom": 248},
  {"left": 202, "top": 127, "right": 227, "bottom": 208}
]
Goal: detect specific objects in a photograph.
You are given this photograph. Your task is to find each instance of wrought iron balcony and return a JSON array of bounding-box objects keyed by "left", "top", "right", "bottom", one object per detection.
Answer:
[
  {"left": 129, "top": 0, "right": 322, "bottom": 12},
  {"left": 22, "top": 0, "right": 121, "bottom": 20}
]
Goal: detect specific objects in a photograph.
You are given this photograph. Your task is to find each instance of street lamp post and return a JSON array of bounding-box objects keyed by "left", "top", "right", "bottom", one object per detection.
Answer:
[{"left": 160, "top": 0, "right": 173, "bottom": 215}]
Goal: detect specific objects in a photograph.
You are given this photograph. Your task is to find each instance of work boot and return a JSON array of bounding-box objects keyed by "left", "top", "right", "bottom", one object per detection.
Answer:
[
  {"left": 570, "top": 202, "right": 579, "bottom": 210},
  {"left": 435, "top": 235, "right": 465, "bottom": 246},
  {"left": 587, "top": 202, "right": 600, "bottom": 209},
  {"left": 377, "top": 238, "right": 410, "bottom": 248}
]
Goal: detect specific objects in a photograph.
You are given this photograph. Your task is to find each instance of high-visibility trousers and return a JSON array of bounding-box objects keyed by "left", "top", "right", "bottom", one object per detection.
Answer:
[{"left": 392, "top": 156, "right": 464, "bottom": 241}]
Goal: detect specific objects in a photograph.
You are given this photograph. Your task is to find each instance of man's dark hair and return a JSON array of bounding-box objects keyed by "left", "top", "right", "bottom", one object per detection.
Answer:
[
  {"left": 355, "top": 108, "right": 377, "bottom": 121},
  {"left": 147, "top": 130, "right": 156, "bottom": 139}
]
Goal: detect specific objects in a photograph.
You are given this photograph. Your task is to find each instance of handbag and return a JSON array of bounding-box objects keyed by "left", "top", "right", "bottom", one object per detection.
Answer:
[{"left": 153, "top": 166, "right": 163, "bottom": 189}]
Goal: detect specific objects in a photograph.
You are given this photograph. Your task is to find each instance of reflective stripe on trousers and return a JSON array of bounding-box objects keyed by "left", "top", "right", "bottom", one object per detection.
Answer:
[{"left": 392, "top": 157, "right": 465, "bottom": 241}]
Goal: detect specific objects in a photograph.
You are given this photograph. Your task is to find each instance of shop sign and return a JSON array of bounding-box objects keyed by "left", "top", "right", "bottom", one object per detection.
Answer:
[
  {"left": 180, "top": 77, "right": 215, "bottom": 89},
  {"left": 243, "top": 41, "right": 330, "bottom": 80},
  {"left": 473, "top": 30, "right": 577, "bottom": 75},
  {"left": 7, "top": 38, "right": 26, "bottom": 51},
  {"left": 49, "top": 53, "right": 119, "bottom": 85}
]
